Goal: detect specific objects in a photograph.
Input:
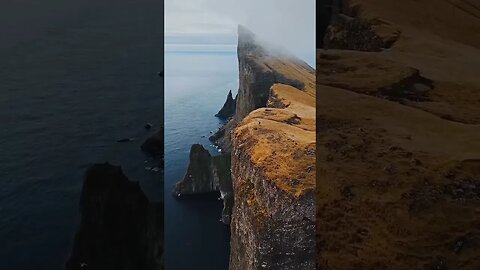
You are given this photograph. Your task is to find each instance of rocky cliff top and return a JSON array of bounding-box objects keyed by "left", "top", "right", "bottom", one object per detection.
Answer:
[
  {"left": 229, "top": 26, "right": 316, "bottom": 270},
  {"left": 233, "top": 26, "right": 316, "bottom": 199},
  {"left": 317, "top": 0, "right": 480, "bottom": 269}
]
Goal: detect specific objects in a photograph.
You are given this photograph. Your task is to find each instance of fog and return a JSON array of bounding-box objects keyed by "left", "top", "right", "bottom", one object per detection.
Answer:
[{"left": 166, "top": 0, "right": 316, "bottom": 65}]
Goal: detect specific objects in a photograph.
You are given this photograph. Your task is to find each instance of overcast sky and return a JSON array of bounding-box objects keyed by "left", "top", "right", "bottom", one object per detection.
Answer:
[{"left": 165, "top": 0, "right": 315, "bottom": 64}]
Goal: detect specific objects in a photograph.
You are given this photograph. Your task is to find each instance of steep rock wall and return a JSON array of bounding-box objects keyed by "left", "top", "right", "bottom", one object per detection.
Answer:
[{"left": 228, "top": 26, "right": 316, "bottom": 270}]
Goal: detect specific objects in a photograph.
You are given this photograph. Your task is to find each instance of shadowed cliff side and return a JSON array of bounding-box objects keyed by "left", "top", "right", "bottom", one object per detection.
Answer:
[
  {"left": 65, "top": 163, "right": 163, "bottom": 270},
  {"left": 317, "top": 0, "right": 480, "bottom": 269}
]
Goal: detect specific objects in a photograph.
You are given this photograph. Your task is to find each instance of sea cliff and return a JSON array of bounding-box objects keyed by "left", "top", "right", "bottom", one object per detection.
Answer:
[
  {"left": 176, "top": 25, "right": 316, "bottom": 269},
  {"left": 227, "top": 26, "right": 316, "bottom": 270}
]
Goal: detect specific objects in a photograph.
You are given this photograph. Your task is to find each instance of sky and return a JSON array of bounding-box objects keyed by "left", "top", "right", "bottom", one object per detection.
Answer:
[{"left": 165, "top": 0, "right": 316, "bottom": 65}]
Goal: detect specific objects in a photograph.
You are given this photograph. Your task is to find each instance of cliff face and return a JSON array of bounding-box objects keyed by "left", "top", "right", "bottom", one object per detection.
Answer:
[
  {"left": 174, "top": 144, "right": 233, "bottom": 224},
  {"left": 228, "top": 26, "right": 316, "bottom": 270},
  {"left": 65, "top": 163, "right": 163, "bottom": 270},
  {"left": 317, "top": 1, "right": 480, "bottom": 269}
]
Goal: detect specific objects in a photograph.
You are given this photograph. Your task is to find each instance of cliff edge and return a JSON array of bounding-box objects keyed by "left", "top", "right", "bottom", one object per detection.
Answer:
[{"left": 228, "top": 26, "right": 316, "bottom": 270}]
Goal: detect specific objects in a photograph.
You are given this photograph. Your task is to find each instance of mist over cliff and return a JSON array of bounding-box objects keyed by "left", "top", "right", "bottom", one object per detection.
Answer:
[{"left": 165, "top": 0, "right": 315, "bottom": 66}]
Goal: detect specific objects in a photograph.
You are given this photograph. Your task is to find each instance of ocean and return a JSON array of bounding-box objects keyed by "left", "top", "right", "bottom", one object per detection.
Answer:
[
  {"left": 164, "top": 35, "right": 238, "bottom": 270},
  {"left": 0, "top": 0, "right": 163, "bottom": 269}
]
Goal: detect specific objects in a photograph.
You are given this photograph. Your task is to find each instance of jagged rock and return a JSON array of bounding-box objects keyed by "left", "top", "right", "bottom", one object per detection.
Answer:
[
  {"left": 324, "top": 14, "right": 401, "bottom": 51},
  {"left": 65, "top": 163, "right": 163, "bottom": 270},
  {"left": 215, "top": 90, "right": 237, "bottom": 119},
  {"left": 174, "top": 144, "right": 233, "bottom": 224}
]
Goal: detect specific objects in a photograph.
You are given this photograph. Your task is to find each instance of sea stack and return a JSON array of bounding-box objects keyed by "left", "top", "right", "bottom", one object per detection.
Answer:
[
  {"left": 215, "top": 90, "right": 237, "bottom": 119},
  {"left": 174, "top": 144, "right": 234, "bottom": 224},
  {"left": 65, "top": 163, "right": 163, "bottom": 270}
]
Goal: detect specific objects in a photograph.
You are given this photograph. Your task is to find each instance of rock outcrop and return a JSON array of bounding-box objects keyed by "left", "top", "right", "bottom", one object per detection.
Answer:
[
  {"left": 65, "top": 163, "right": 163, "bottom": 270},
  {"left": 226, "top": 26, "right": 316, "bottom": 270},
  {"left": 141, "top": 125, "right": 164, "bottom": 166},
  {"left": 317, "top": 1, "right": 480, "bottom": 269},
  {"left": 321, "top": 0, "right": 401, "bottom": 51},
  {"left": 215, "top": 90, "right": 237, "bottom": 120},
  {"left": 174, "top": 144, "right": 233, "bottom": 224}
]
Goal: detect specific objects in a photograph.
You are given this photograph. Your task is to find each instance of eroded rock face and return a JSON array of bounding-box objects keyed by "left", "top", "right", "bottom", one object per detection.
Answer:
[
  {"left": 174, "top": 144, "right": 233, "bottom": 224},
  {"left": 230, "top": 144, "right": 315, "bottom": 270},
  {"left": 324, "top": 15, "right": 401, "bottom": 51},
  {"left": 320, "top": 0, "right": 400, "bottom": 51},
  {"left": 215, "top": 90, "right": 237, "bottom": 120},
  {"left": 65, "top": 163, "right": 163, "bottom": 270}
]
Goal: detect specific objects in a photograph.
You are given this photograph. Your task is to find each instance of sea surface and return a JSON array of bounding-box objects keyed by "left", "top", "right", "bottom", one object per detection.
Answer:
[
  {"left": 0, "top": 1, "right": 163, "bottom": 269},
  {"left": 164, "top": 35, "right": 238, "bottom": 270}
]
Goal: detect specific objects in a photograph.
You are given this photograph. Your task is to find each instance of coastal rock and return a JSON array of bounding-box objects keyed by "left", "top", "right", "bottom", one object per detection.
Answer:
[
  {"left": 141, "top": 125, "right": 164, "bottom": 164},
  {"left": 321, "top": 0, "right": 401, "bottom": 51},
  {"left": 65, "top": 163, "right": 163, "bottom": 270},
  {"left": 215, "top": 90, "right": 237, "bottom": 119},
  {"left": 174, "top": 144, "right": 233, "bottom": 224},
  {"left": 324, "top": 14, "right": 401, "bottom": 51}
]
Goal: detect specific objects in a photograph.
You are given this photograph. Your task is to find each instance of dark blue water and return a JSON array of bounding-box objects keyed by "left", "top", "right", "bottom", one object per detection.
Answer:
[
  {"left": 164, "top": 38, "right": 238, "bottom": 270},
  {"left": 0, "top": 1, "right": 163, "bottom": 269}
]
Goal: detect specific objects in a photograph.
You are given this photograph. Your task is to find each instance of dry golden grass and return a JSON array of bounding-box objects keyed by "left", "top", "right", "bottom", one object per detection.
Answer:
[{"left": 233, "top": 55, "right": 316, "bottom": 198}]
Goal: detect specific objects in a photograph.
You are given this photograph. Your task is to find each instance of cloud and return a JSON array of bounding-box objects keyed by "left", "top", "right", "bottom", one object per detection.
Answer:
[{"left": 166, "top": 0, "right": 315, "bottom": 65}]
